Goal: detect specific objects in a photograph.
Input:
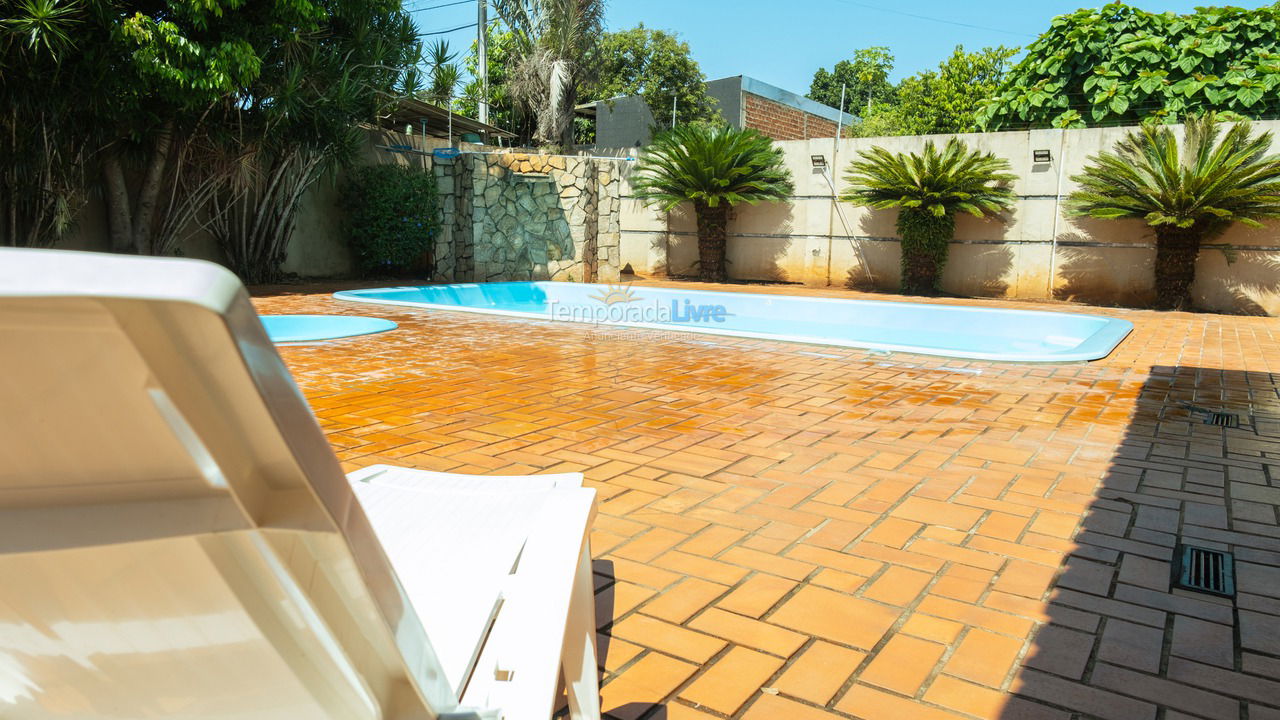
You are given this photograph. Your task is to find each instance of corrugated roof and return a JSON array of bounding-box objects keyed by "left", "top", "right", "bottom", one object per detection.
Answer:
[{"left": 379, "top": 98, "right": 517, "bottom": 139}]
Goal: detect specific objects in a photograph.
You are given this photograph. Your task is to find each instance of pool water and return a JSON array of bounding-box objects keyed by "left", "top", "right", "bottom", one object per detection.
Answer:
[
  {"left": 260, "top": 315, "right": 397, "bottom": 343},
  {"left": 333, "top": 282, "right": 1132, "bottom": 362}
]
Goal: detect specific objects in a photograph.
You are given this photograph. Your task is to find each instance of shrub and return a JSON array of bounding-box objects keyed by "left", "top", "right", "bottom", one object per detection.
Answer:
[
  {"left": 631, "top": 125, "right": 793, "bottom": 282},
  {"left": 1067, "top": 114, "right": 1280, "bottom": 310},
  {"left": 842, "top": 139, "right": 1016, "bottom": 294},
  {"left": 343, "top": 165, "right": 441, "bottom": 275}
]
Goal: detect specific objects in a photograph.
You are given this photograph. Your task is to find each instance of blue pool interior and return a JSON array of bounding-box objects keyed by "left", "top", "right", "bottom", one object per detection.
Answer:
[
  {"left": 261, "top": 314, "right": 397, "bottom": 343},
  {"left": 333, "top": 282, "right": 1133, "bottom": 362}
]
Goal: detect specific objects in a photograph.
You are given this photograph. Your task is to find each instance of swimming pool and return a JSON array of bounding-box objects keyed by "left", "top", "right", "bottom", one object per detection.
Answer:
[
  {"left": 334, "top": 282, "right": 1132, "bottom": 362},
  {"left": 261, "top": 314, "right": 397, "bottom": 343}
]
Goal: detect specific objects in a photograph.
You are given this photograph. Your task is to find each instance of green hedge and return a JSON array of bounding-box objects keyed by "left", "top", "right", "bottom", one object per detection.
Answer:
[
  {"left": 343, "top": 165, "right": 441, "bottom": 275},
  {"left": 897, "top": 207, "right": 954, "bottom": 295}
]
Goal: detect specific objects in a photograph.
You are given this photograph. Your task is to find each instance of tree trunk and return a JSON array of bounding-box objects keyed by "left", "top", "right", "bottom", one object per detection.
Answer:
[
  {"left": 694, "top": 200, "right": 729, "bottom": 282},
  {"left": 130, "top": 123, "right": 175, "bottom": 255},
  {"left": 1153, "top": 224, "right": 1204, "bottom": 311},
  {"left": 896, "top": 207, "right": 954, "bottom": 295},
  {"left": 102, "top": 152, "right": 133, "bottom": 253}
]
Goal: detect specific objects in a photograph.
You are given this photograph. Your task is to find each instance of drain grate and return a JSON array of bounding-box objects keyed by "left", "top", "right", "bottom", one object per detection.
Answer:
[
  {"left": 1203, "top": 411, "right": 1239, "bottom": 428},
  {"left": 1172, "top": 544, "right": 1235, "bottom": 597},
  {"left": 1180, "top": 403, "right": 1241, "bottom": 428}
]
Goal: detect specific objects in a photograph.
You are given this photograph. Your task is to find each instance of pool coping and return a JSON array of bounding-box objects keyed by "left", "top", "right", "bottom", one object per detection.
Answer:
[{"left": 333, "top": 285, "right": 1135, "bottom": 364}]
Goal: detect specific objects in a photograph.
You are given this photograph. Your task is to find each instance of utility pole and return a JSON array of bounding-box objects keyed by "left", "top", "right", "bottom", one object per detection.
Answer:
[
  {"left": 477, "top": 0, "right": 489, "bottom": 127},
  {"left": 671, "top": 95, "right": 677, "bottom": 129}
]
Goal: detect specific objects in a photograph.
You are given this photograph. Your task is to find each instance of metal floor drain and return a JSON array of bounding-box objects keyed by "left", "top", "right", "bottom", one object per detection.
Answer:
[
  {"left": 1180, "top": 403, "right": 1241, "bottom": 428},
  {"left": 1203, "top": 411, "right": 1240, "bottom": 428},
  {"left": 1172, "top": 544, "right": 1235, "bottom": 598}
]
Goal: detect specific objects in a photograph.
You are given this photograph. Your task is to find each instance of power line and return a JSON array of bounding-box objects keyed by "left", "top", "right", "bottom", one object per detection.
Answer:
[
  {"left": 406, "top": 0, "right": 473, "bottom": 11},
  {"left": 828, "top": 0, "right": 1036, "bottom": 39},
  {"left": 419, "top": 21, "right": 478, "bottom": 36}
]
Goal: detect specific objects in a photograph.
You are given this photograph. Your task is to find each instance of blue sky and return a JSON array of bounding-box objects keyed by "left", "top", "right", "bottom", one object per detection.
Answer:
[{"left": 411, "top": 0, "right": 1274, "bottom": 95}]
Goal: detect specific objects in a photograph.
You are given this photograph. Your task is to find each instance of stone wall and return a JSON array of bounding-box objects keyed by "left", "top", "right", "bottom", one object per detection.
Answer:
[{"left": 438, "top": 152, "right": 624, "bottom": 284}]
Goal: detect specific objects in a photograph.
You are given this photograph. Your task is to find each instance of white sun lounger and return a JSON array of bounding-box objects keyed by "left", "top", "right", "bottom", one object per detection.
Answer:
[{"left": 0, "top": 248, "right": 600, "bottom": 720}]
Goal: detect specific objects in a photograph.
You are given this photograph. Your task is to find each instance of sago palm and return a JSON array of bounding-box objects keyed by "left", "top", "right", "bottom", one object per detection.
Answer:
[
  {"left": 1068, "top": 114, "right": 1280, "bottom": 310},
  {"left": 842, "top": 138, "right": 1015, "bottom": 294},
  {"left": 632, "top": 125, "right": 794, "bottom": 282}
]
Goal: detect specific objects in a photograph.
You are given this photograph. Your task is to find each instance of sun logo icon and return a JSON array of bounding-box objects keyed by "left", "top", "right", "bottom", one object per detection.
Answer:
[{"left": 590, "top": 282, "right": 641, "bottom": 306}]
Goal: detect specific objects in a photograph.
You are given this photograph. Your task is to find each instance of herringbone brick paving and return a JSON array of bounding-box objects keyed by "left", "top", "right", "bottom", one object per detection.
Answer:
[{"left": 254, "top": 280, "right": 1280, "bottom": 720}]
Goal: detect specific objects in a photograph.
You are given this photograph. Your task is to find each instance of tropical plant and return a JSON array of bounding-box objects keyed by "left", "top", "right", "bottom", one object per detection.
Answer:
[
  {"left": 842, "top": 139, "right": 1016, "bottom": 294},
  {"left": 492, "top": 0, "right": 605, "bottom": 147},
  {"left": 980, "top": 3, "right": 1280, "bottom": 131},
  {"left": 461, "top": 23, "right": 534, "bottom": 140},
  {"left": 585, "top": 24, "right": 720, "bottom": 131},
  {"left": 1067, "top": 114, "right": 1280, "bottom": 310},
  {"left": 631, "top": 125, "right": 794, "bottom": 282},
  {"left": 343, "top": 165, "right": 441, "bottom": 275},
  {"left": 96, "top": 1, "right": 307, "bottom": 257},
  {"left": 808, "top": 47, "right": 896, "bottom": 116},
  {"left": 424, "top": 39, "right": 462, "bottom": 109},
  {"left": 203, "top": 0, "right": 422, "bottom": 283},
  {"left": 852, "top": 45, "right": 1018, "bottom": 138},
  {"left": 0, "top": 0, "right": 100, "bottom": 247}
]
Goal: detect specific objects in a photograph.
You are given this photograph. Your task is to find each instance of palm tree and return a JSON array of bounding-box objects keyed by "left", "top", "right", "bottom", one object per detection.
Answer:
[
  {"left": 492, "top": 0, "right": 604, "bottom": 148},
  {"left": 842, "top": 138, "right": 1015, "bottom": 295},
  {"left": 424, "top": 40, "right": 461, "bottom": 109},
  {"left": 632, "top": 125, "right": 794, "bottom": 282},
  {"left": 1068, "top": 114, "right": 1280, "bottom": 311}
]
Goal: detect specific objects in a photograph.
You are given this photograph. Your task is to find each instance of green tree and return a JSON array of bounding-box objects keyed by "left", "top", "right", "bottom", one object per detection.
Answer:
[
  {"left": 808, "top": 47, "right": 894, "bottom": 115},
  {"left": 493, "top": 0, "right": 605, "bottom": 148},
  {"left": 423, "top": 39, "right": 462, "bottom": 109},
  {"left": 204, "top": 0, "right": 421, "bottom": 283},
  {"left": 980, "top": 3, "right": 1280, "bottom": 131},
  {"left": 1067, "top": 115, "right": 1280, "bottom": 310},
  {"left": 853, "top": 45, "right": 1017, "bottom": 137},
  {"left": 460, "top": 23, "right": 534, "bottom": 139},
  {"left": 842, "top": 139, "right": 1016, "bottom": 294},
  {"left": 97, "top": 2, "right": 291, "bottom": 257},
  {"left": 631, "top": 125, "right": 793, "bottom": 282},
  {"left": 585, "top": 24, "right": 720, "bottom": 130},
  {"left": 0, "top": 0, "right": 101, "bottom": 247}
]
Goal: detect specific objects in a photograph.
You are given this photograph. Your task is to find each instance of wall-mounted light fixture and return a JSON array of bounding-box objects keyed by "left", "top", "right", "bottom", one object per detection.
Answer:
[
  {"left": 811, "top": 154, "right": 828, "bottom": 169},
  {"left": 1033, "top": 149, "right": 1053, "bottom": 163}
]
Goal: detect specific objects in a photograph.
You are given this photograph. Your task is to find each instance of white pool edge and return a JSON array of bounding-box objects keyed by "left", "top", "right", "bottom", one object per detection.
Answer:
[{"left": 333, "top": 289, "right": 1134, "bottom": 363}]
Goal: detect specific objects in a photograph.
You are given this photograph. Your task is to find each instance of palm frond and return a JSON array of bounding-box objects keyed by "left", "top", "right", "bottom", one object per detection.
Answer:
[
  {"left": 1067, "top": 113, "right": 1280, "bottom": 231},
  {"left": 840, "top": 138, "right": 1016, "bottom": 219},
  {"left": 631, "top": 125, "right": 794, "bottom": 212}
]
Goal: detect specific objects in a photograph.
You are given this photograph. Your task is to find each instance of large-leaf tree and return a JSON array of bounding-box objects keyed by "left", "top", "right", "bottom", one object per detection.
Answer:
[
  {"left": 980, "top": 3, "right": 1280, "bottom": 131},
  {"left": 631, "top": 125, "right": 793, "bottom": 282},
  {"left": 842, "top": 139, "right": 1016, "bottom": 294},
  {"left": 853, "top": 45, "right": 1017, "bottom": 138},
  {"left": 1068, "top": 114, "right": 1280, "bottom": 311}
]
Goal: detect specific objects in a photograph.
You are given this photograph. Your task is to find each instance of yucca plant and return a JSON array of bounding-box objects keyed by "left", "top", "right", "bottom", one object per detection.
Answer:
[
  {"left": 1068, "top": 114, "right": 1280, "bottom": 311},
  {"left": 632, "top": 125, "right": 794, "bottom": 282},
  {"left": 842, "top": 138, "right": 1016, "bottom": 294}
]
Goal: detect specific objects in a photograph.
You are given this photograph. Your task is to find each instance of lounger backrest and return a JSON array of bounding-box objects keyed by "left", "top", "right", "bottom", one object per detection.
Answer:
[{"left": 0, "top": 249, "right": 453, "bottom": 719}]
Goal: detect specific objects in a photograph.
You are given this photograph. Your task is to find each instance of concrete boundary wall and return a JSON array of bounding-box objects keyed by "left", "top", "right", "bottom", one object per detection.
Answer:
[{"left": 617, "top": 123, "right": 1280, "bottom": 315}]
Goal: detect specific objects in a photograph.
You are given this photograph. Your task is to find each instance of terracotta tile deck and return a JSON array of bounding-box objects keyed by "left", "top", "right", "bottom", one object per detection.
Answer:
[{"left": 253, "top": 280, "right": 1280, "bottom": 720}]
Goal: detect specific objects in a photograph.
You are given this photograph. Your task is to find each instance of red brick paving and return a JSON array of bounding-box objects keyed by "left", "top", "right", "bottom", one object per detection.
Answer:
[{"left": 254, "top": 280, "right": 1280, "bottom": 720}]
